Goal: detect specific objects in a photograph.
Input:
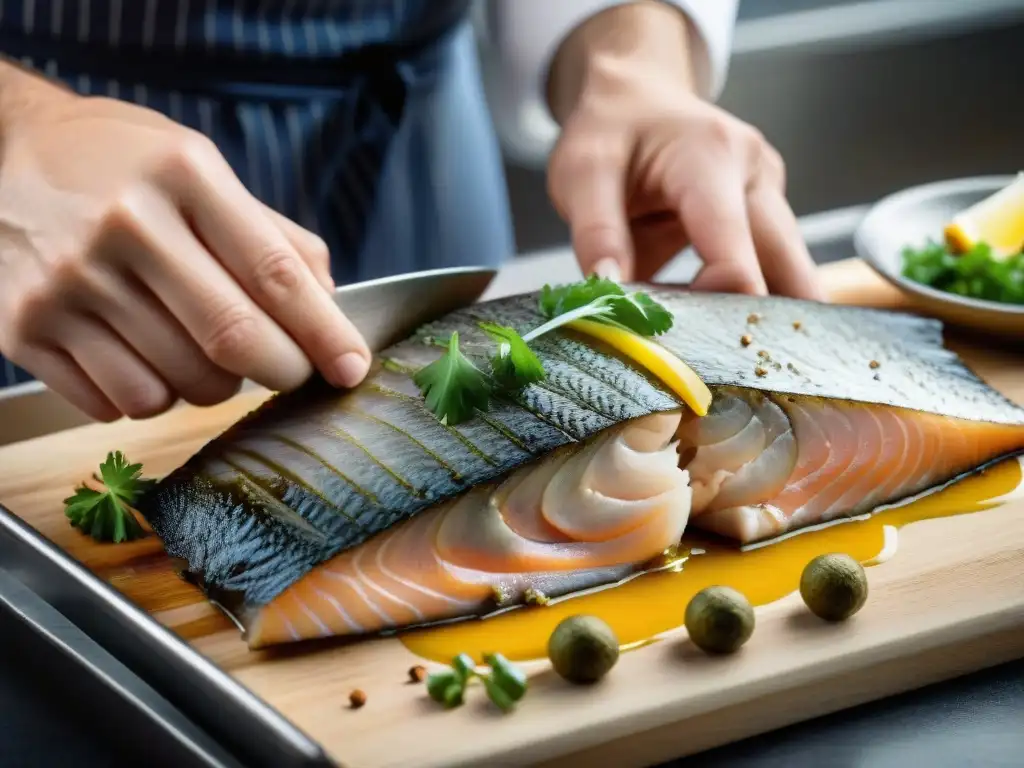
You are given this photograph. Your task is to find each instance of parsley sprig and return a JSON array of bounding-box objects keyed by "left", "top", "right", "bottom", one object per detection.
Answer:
[
  {"left": 63, "top": 451, "right": 154, "bottom": 543},
  {"left": 413, "top": 276, "right": 674, "bottom": 425},
  {"left": 426, "top": 652, "right": 528, "bottom": 713}
]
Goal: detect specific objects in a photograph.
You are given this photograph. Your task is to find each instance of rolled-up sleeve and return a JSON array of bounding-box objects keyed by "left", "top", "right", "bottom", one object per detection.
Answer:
[{"left": 479, "top": 0, "right": 739, "bottom": 165}]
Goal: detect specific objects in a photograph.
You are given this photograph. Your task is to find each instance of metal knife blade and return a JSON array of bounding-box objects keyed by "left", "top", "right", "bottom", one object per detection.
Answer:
[
  {"left": 331, "top": 265, "right": 497, "bottom": 352},
  {"left": 0, "top": 266, "right": 497, "bottom": 446}
]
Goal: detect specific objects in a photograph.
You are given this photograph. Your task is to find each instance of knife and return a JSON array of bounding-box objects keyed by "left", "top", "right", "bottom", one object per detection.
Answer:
[{"left": 0, "top": 266, "right": 497, "bottom": 447}]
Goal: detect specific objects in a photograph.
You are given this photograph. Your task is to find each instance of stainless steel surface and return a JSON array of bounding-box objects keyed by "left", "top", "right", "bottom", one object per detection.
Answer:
[
  {"left": 854, "top": 175, "right": 1024, "bottom": 336},
  {"left": 0, "top": 265, "right": 497, "bottom": 448},
  {"left": 331, "top": 264, "right": 497, "bottom": 351},
  {"left": 0, "top": 501, "right": 337, "bottom": 767},
  {"left": 0, "top": 565, "right": 242, "bottom": 768},
  {"left": 0, "top": 381, "right": 96, "bottom": 447},
  {"left": 497, "top": 4, "right": 1024, "bottom": 253}
]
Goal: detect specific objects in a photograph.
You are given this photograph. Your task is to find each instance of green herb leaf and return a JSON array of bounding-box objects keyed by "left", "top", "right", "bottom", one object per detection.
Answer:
[
  {"left": 540, "top": 274, "right": 625, "bottom": 318},
  {"left": 536, "top": 275, "right": 674, "bottom": 338},
  {"left": 901, "top": 239, "right": 1024, "bottom": 305},
  {"left": 63, "top": 451, "right": 153, "bottom": 543},
  {"left": 480, "top": 322, "right": 546, "bottom": 391},
  {"left": 411, "top": 332, "right": 492, "bottom": 425},
  {"left": 413, "top": 276, "right": 674, "bottom": 425},
  {"left": 604, "top": 292, "right": 674, "bottom": 336}
]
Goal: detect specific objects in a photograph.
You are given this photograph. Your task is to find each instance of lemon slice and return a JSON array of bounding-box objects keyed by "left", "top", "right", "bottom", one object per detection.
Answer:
[
  {"left": 944, "top": 173, "right": 1024, "bottom": 258},
  {"left": 566, "top": 318, "right": 712, "bottom": 417}
]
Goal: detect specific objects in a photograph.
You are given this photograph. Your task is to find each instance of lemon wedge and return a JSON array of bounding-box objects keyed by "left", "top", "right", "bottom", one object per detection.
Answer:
[
  {"left": 944, "top": 173, "right": 1024, "bottom": 258},
  {"left": 566, "top": 318, "right": 712, "bottom": 417}
]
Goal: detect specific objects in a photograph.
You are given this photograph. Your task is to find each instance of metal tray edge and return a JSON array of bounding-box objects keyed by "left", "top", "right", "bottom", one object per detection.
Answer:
[
  {"left": 0, "top": 566, "right": 243, "bottom": 768},
  {"left": 0, "top": 502, "right": 336, "bottom": 768}
]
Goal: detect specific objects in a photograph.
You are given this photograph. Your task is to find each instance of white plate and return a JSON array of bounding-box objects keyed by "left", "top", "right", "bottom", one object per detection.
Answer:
[{"left": 854, "top": 175, "right": 1024, "bottom": 337}]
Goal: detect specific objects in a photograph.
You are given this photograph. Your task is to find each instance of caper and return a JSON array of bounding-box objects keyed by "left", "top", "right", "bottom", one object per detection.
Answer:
[
  {"left": 800, "top": 553, "right": 868, "bottom": 621},
  {"left": 684, "top": 586, "right": 755, "bottom": 654},
  {"left": 547, "top": 615, "right": 620, "bottom": 684}
]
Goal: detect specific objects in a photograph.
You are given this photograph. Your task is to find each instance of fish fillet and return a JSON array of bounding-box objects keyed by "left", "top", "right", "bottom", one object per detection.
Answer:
[
  {"left": 679, "top": 388, "right": 1024, "bottom": 542},
  {"left": 249, "top": 412, "right": 689, "bottom": 646},
  {"left": 138, "top": 288, "right": 1024, "bottom": 647}
]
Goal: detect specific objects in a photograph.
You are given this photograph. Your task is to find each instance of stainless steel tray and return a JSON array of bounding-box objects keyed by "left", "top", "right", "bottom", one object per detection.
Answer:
[
  {"left": 0, "top": 563, "right": 241, "bottom": 768},
  {"left": 0, "top": 502, "right": 335, "bottom": 768}
]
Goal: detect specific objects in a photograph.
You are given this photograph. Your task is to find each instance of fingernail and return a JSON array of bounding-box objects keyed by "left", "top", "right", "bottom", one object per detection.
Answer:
[
  {"left": 328, "top": 352, "right": 370, "bottom": 389},
  {"left": 593, "top": 258, "right": 622, "bottom": 281}
]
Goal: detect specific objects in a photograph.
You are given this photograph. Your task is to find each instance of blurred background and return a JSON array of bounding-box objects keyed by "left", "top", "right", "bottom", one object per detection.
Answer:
[{"left": 479, "top": 0, "right": 1024, "bottom": 263}]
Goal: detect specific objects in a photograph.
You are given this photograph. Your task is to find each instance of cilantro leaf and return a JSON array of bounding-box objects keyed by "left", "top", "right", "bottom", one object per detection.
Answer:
[
  {"left": 414, "top": 277, "right": 675, "bottom": 426},
  {"left": 63, "top": 451, "right": 153, "bottom": 543},
  {"left": 480, "top": 322, "right": 546, "bottom": 391},
  {"left": 605, "top": 292, "right": 674, "bottom": 336},
  {"left": 539, "top": 275, "right": 624, "bottom": 318},
  {"left": 412, "top": 332, "right": 492, "bottom": 425}
]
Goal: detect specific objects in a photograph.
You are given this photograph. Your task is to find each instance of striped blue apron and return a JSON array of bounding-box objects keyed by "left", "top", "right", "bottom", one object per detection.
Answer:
[{"left": 0, "top": 0, "right": 514, "bottom": 387}]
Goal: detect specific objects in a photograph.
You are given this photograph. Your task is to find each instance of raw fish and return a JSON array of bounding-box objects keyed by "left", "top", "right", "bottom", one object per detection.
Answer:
[{"left": 138, "top": 289, "right": 1024, "bottom": 647}]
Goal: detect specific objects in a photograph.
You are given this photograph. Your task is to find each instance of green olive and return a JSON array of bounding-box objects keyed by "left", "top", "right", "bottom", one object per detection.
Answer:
[
  {"left": 800, "top": 553, "right": 868, "bottom": 622},
  {"left": 547, "top": 615, "right": 620, "bottom": 684},
  {"left": 684, "top": 586, "right": 755, "bottom": 655}
]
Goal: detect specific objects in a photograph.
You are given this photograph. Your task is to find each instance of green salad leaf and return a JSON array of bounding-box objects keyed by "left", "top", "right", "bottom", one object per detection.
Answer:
[{"left": 901, "top": 239, "right": 1024, "bottom": 305}]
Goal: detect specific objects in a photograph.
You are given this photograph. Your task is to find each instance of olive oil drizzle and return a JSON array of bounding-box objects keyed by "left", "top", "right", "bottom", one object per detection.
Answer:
[{"left": 399, "top": 457, "right": 1023, "bottom": 664}]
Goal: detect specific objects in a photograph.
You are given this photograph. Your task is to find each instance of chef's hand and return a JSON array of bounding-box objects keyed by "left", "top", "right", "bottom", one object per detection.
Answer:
[
  {"left": 0, "top": 63, "right": 371, "bottom": 423},
  {"left": 546, "top": 1, "right": 825, "bottom": 300}
]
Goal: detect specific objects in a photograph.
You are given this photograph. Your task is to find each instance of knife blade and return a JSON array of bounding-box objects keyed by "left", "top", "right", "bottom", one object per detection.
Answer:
[
  {"left": 0, "top": 266, "right": 497, "bottom": 446},
  {"left": 331, "top": 265, "right": 496, "bottom": 352}
]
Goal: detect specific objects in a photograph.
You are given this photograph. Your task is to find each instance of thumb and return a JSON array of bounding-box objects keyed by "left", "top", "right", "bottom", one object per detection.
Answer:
[{"left": 550, "top": 160, "right": 633, "bottom": 281}]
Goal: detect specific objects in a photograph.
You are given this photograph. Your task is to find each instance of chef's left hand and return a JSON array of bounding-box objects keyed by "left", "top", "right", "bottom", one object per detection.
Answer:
[{"left": 546, "top": 1, "right": 825, "bottom": 300}]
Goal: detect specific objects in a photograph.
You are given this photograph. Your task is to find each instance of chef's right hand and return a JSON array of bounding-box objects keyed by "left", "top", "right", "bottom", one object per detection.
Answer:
[{"left": 0, "top": 65, "right": 371, "bottom": 423}]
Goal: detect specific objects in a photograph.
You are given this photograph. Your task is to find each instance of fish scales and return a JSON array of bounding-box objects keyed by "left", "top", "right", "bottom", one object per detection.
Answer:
[
  {"left": 647, "top": 290, "right": 1022, "bottom": 424},
  {"left": 140, "top": 307, "right": 683, "bottom": 613},
  {"left": 138, "top": 288, "right": 1024, "bottom": 640}
]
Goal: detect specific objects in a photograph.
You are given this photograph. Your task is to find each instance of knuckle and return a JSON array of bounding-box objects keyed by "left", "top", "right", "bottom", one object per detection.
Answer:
[
  {"left": 8, "top": 286, "right": 50, "bottom": 342},
  {"left": 152, "top": 129, "right": 218, "bottom": 184},
  {"left": 99, "top": 191, "right": 147, "bottom": 235},
  {"left": 553, "top": 138, "right": 614, "bottom": 176},
  {"left": 547, "top": 138, "right": 620, "bottom": 211},
  {"left": 48, "top": 249, "right": 91, "bottom": 287},
  {"left": 252, "top": 247, "right": 304, "bottom": 302},
  {"left": 200, "top": 304, "right": 259, "bottom": 367},
  {"left": 704, "top": 114, "right": 736, "bottom": 149},
  {"left": 760, "top": 144, "right": 787, "bottom": 188},
  {"left": 744, "top": 125, "right": 767, "bottom": 150}
]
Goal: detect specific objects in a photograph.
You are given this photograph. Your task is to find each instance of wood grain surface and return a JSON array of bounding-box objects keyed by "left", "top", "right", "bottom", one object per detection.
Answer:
[{"left": 1, "top": 259, "right": 1022, "bottom": 768}]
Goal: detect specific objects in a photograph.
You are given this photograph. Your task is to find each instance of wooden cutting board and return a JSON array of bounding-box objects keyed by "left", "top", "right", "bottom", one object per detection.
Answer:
[{"left": 2, "top": 258, "right": 1023, "bottom": 768}]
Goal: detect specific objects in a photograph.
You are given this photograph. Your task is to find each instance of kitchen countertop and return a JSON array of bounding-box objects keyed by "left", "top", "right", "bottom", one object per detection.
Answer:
[{"left": 4, "top": 235, "right": 1024, "bottom": 768}]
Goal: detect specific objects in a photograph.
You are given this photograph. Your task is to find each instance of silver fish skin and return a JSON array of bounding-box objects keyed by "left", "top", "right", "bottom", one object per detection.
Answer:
[{"left": 138, "top": 289, "right": 1024, "bottom": 617}]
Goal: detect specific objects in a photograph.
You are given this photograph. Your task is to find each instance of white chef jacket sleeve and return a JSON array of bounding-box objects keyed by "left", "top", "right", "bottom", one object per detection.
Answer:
[{"left": 478, "top": 0, "right": 739, "bottom": 164}]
